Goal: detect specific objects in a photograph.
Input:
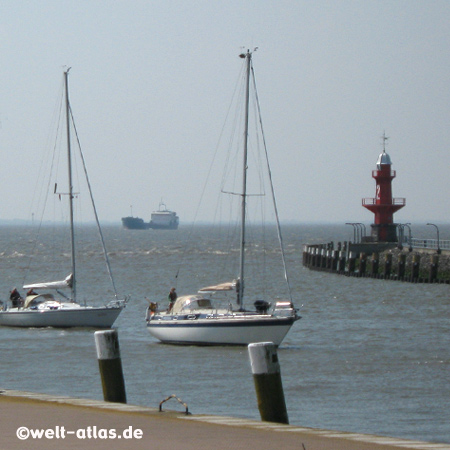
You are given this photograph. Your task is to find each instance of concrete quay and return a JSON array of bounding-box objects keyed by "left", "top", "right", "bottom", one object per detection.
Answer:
[{"left": 1, "top": 389, "right": 449, "bottom": 450}]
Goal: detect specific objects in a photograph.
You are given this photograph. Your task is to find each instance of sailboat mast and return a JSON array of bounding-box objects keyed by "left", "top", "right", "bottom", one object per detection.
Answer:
[
  {"left": 64, "top": 68, "right": 76, "bottom": 301},
  {"left": 238, "top": 50, "right": 251, "bottom": 310}
]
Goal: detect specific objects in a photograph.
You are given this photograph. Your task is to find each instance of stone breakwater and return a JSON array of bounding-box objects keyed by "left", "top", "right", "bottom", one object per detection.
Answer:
[{"left": 303, "top": 243, "right": 450, "bottom": 284}]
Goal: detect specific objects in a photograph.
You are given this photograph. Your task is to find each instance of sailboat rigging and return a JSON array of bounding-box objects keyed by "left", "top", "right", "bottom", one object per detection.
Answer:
[
  {"left": 0, "top": 69, "right": 127, "bottom": 328},
  {"left": 146, "top": 50, "right": 299, "bottom": 346}
]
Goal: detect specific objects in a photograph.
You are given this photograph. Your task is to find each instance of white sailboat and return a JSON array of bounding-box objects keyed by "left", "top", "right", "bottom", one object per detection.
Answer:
[
  {"left": 0, "top": 69, "right": 127, "bottom": 328},
  {"left": 146, "top": 50, "right": 299, "bottom": 345}
]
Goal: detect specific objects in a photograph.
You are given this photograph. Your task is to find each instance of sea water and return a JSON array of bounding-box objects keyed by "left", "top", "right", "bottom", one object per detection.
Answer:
[{"left": 0, "top": 223, "right": 449, "bottom": 443}]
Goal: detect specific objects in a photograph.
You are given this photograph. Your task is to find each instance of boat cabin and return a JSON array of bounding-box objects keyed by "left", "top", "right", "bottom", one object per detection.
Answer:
[
  {"left": 172, "top": 295, "right": 214, "bottom": 314},
  {"left": 24, "top": 293, "right": 56, "bottom": 308}
]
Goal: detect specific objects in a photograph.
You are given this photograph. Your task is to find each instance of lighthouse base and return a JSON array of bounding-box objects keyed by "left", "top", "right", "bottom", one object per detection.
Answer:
[{"left": 369, "top": 223, "right": 398, "bottom": 243}]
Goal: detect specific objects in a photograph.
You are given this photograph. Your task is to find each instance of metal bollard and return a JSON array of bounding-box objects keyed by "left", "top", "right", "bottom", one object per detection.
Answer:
[
  {"left": 94, "top": 329, "right": 127, "bottom": 403},
  {"left": 248, "top": 342, "right": 288, "bottom": 424}
]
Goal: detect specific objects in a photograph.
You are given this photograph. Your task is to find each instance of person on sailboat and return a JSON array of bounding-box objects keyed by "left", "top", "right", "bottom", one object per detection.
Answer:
[
  {"left": 146, "top": 301, "right": 158, "bottom": 321},
  {"left": 168, "top": 287, "right": 177, "bottom": 312},
  {"left": 10, "top": 288, "right": 23, "bottom": 308}
]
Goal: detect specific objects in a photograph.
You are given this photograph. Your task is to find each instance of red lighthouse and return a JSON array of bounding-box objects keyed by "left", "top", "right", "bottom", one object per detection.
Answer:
[{"left": 362, "top": 135, "right": 406, "bottom": 242}]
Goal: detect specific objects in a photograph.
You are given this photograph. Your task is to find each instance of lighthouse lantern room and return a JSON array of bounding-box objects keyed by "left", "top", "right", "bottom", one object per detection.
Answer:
[{"left": 362, "top": 134, "right": 406, "bottom": 242}]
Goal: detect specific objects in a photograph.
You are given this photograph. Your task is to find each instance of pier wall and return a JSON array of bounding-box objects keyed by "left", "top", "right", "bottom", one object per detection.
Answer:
[
  {"left": 303, "top": 242, "right": 450, "bottom": 283},
  {"left": 2, "top": 389, "right": 448, "bottom": 450}
]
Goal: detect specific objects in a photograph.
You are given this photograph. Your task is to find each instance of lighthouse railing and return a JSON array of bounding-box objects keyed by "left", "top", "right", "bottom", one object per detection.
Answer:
[
  {"left": 372, "top": 169, "right": 396, "bottom": 177},
  {"left": 362, "top": 197, "right": 406, "bottom": 206}
]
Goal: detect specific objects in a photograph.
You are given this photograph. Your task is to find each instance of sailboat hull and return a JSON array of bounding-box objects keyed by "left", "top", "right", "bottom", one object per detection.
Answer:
[
  {"left": 147, "top": 316, "right": 296, "bottom": 346},
  {"left": 0, "top": 306, "right": 123, "bottom": 328}
]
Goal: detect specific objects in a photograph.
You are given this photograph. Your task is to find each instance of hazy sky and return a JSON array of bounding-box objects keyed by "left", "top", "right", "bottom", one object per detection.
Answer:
[{"left": 1, "top": 0, "right": 449, "bottom": 225}]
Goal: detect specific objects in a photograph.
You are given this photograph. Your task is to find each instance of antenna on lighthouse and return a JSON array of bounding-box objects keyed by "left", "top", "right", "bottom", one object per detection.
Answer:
[{"left": 381, "top": 131, "right": 389, "bottom": 153}]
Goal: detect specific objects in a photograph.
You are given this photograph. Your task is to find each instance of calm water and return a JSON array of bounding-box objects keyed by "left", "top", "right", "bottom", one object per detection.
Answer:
[{"left": 0, "top": 223, "right": 449, "bottom": 443}]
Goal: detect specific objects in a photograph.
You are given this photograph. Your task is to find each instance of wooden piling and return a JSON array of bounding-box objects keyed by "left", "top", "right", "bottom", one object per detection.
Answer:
[
  {"left": 348, "top": 252, "right": 356, "bottom": 274},
  {"left": 338, "top": 251, "right": 346, "bottom": 273},
  {"left": 312, "top": 248, "right": 318, "bottom": 267},
  {"left": 321, "top": 249, "right": 327, "bottom": 269},
  {"left": 429, "top": 254, "right": 439, "bottom": 283},
  {"left": 384, "top": 253, "right": 392, "bottom": 278},
  {"left": 398, "top": 253, "right": 406, "bottom": 279},
  {"left": 326, "top": 249, "right": 332, "bottom": 270},
  {"left": 306, "top": 247, "right": 311, "bottom": 266},
  {"left": 331, "top": 250, "right": 339, "bottom": 271},
  {"left": 248, "top": 342, "right": 288, "bottom": 424},
  {"left": 302, "top": 245, "right": 308, "bottom": 266},
  {"left": 411, "top": 254, "right": 421, "bottom": 281},
  {"left": 359, "top": 253, "right": 367, "bottom": 276},
  {"left": 94, "top": 329, "right": 127, "bottom": 404},
  {"left": 371, "top": 252, "right": 379, "bottom": 276}
]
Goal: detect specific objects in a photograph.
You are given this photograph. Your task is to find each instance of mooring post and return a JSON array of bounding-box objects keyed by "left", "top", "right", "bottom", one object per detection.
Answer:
[
  {"left": 398, "top": 253, "right": 406, "bottom": 279},
  {"left": 314, "top": 247, "right": 320, "bottom": 268},
  {"left": 384, "top": 253, "right": 393, "bottom": 278},
  {"left": 94, "top": 329, "right": 127, "bottom": 403},
  {"left": 309, "top": 247, "right": 315, "bottom": 267},
  {"left": 321, "top": 248, "right": 327, "bottom": 269},
  {"left": 302, "top": 245, "right": 308, "bottom": 266},
  {"left": 331, "top": 250, "right": 339, "bottom": 271},
  {"left": 248, "top": 342, "right": 289, "bottom": 424},
  {"left": 429, "top": 254, "right": 439, "bottom": 283},
  {"left": 348, "top": 251, "right": 356, "bottom": 274},
  {"left": 338, "top": 251, "right": 346, "bottom": 273},
  {"left": 412, "top": 254, "right": 421, "bottom": 281},
  {"left": 326, "top": 249, "right": 332, "bottom": 270},
  {"left": 311, "top": 246, "right": 317, "bottom": 268},
  {"left": 371, "top": 252, "right": 379, "bottom": 277},
  {"left": 359, "top": 252, "right": 367, "bottom": 276}
]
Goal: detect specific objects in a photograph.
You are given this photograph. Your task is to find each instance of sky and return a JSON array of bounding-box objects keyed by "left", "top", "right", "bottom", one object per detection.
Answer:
[{"left": 1, "top": 0, "right": 449, "bottom": 226}]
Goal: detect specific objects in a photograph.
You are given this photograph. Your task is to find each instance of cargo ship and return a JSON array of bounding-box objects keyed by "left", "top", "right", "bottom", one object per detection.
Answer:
[
  {"left": 121, "top": 216, "right": 149, "bottom": 230},
  {"left": 121, "top": 202, "right": 179, "bottom": 230}
]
